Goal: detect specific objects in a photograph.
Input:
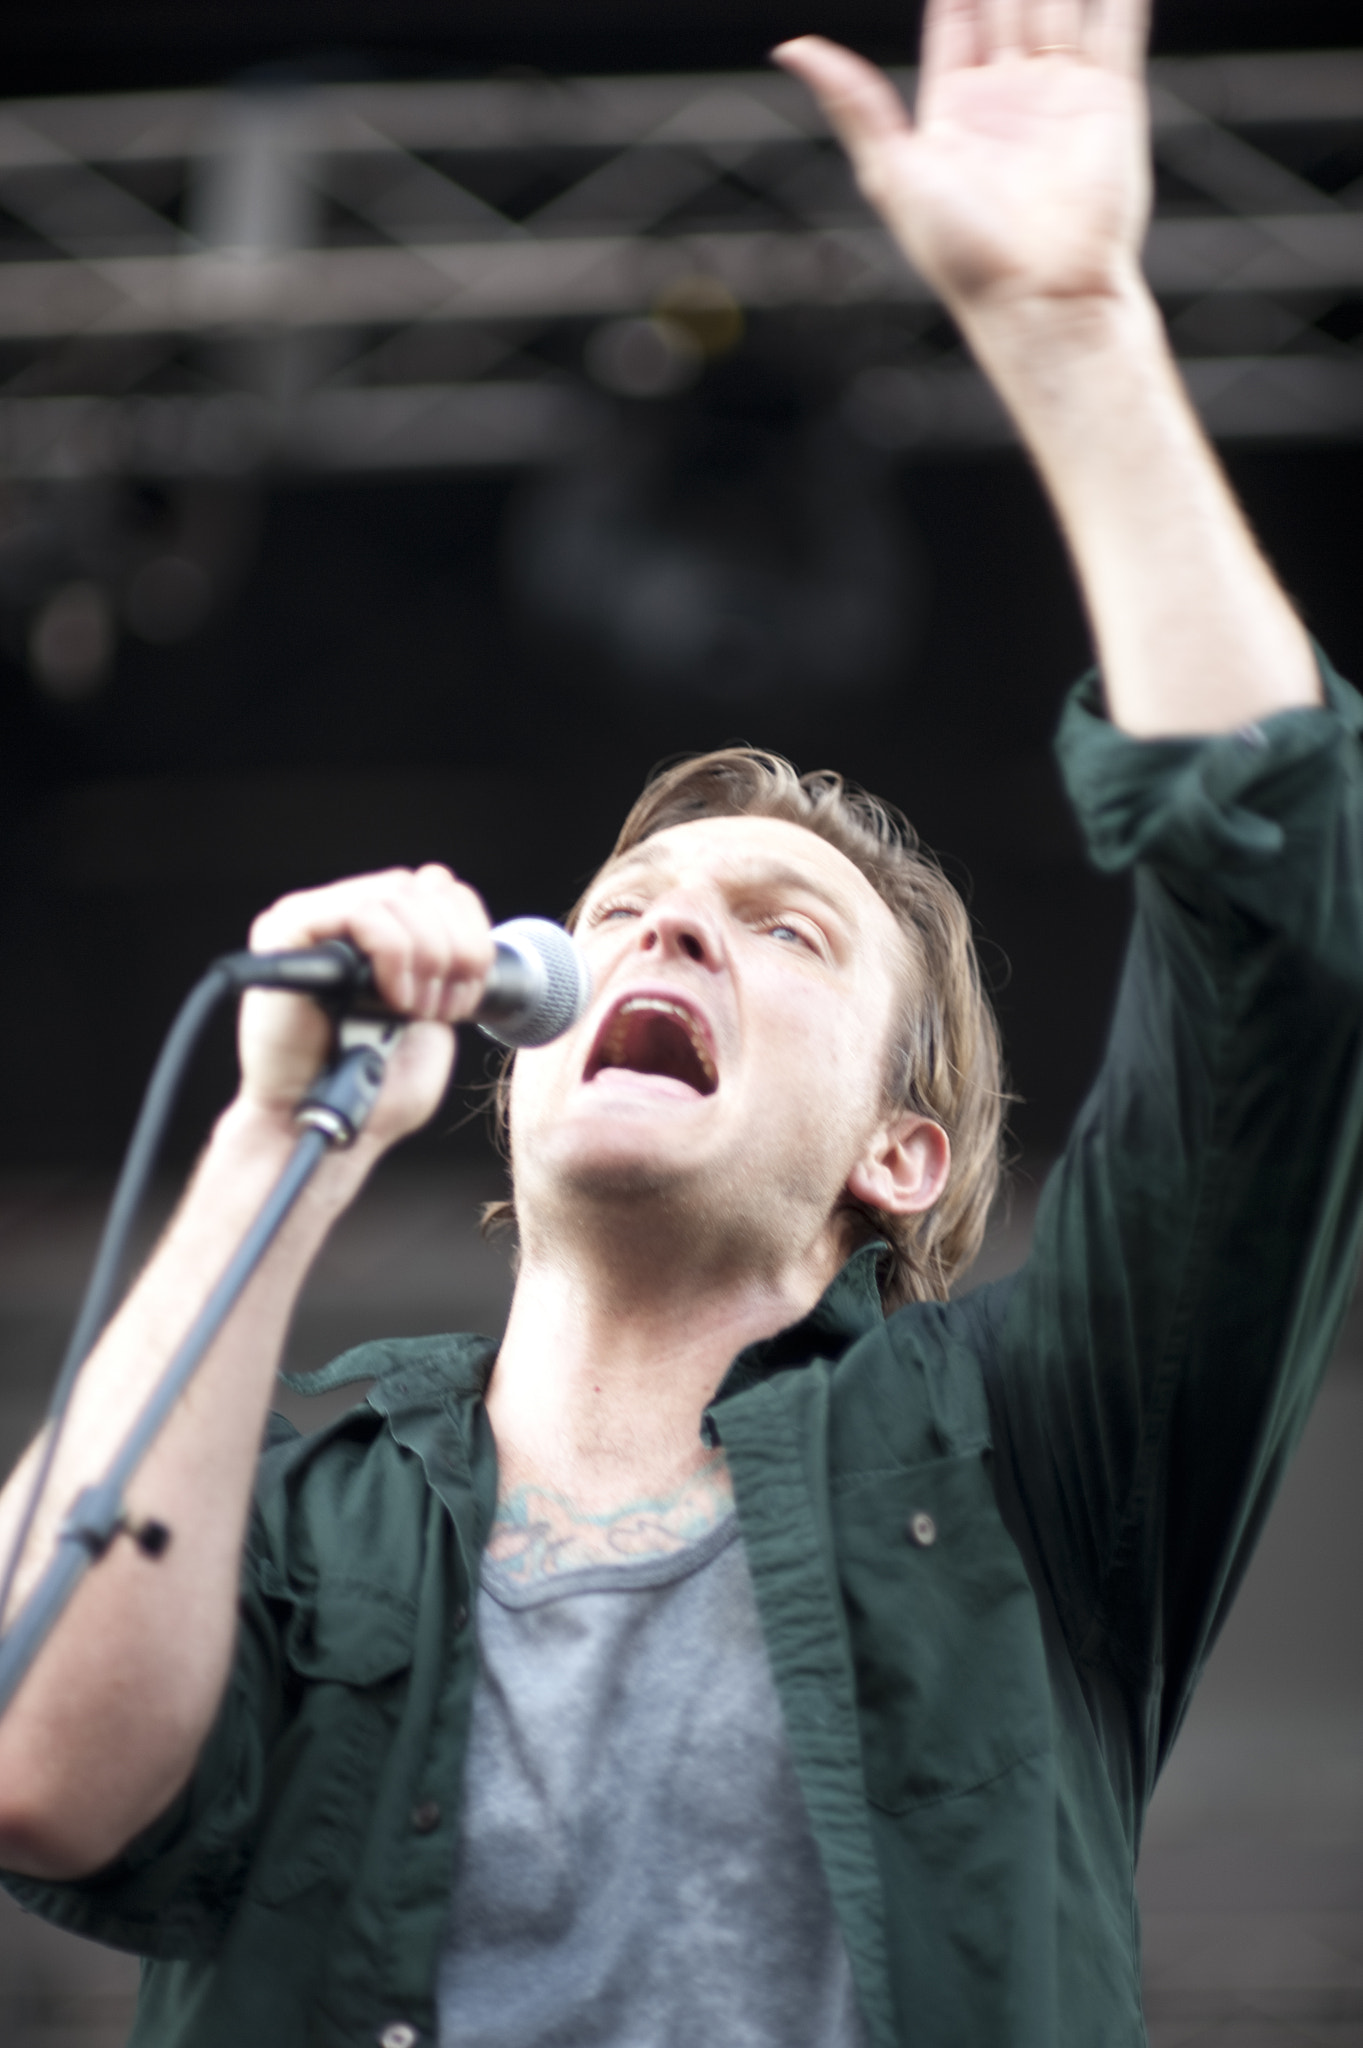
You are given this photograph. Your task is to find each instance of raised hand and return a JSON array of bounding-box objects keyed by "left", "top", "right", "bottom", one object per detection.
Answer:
[{"left": 775, "top": 0, "right": 1151, "bottom": 322}]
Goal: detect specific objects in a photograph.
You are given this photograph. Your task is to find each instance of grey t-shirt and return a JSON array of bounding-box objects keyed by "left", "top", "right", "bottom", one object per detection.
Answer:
[{"left": 437, "top": 1515, "right": 865, "bottom": 2048}]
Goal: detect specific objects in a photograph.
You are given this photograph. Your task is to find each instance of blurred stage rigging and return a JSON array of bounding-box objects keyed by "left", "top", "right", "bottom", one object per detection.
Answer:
[{"left": 1, "top": 53, "right": 1363, "bottom": 482}]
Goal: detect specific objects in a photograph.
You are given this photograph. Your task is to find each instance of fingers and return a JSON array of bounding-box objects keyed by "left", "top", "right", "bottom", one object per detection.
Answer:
[
  {"left": 1025, "top": 0, "right": 1086, "bottom": 56},
  {"left": 979, "top": 0, "right": 1026, "bottom": 61},
  {"left": 1086, "top": 0, "right": 1151, "bottom": 76},
  {"left": 406, "top": 865, "right": 497, "bottom": 1023},
  {"left": 918, "top": 0, "right": 1146, "bottom": 73},
  {"left": 771, "top": 36, "right": 912, "bottom": 173},
  {"left": 249, "top": 866, "right": 494, "bottom": 1025},
  {"left": 919, "top": 0, "right": 983, "bottom": 93}
]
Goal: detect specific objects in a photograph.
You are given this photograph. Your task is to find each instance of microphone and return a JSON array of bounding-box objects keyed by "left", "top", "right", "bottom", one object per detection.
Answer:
[{"left": 220, "top": 917, "right": 592, "bottom": 1050}]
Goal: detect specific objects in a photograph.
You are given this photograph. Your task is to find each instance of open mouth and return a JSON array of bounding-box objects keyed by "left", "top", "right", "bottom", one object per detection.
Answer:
[{"left": 585, "top": 995, "right": 718, "bottom": 1098}]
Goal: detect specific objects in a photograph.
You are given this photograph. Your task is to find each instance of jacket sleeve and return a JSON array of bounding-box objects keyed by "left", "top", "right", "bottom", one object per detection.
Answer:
[
  {"left": 979, "top": 651, "right": 1363, "bottom": 1782},
  {"left": 0, "top": 1485, "right": 291, "bottom": 1959}
]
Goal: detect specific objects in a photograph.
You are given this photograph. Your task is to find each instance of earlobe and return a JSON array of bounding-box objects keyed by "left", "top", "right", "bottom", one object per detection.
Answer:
[{"left": 846, "top": 1116, "right": 951, "bottom": 1217}]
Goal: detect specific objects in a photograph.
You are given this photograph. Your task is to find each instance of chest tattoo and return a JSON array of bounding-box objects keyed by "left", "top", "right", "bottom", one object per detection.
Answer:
[{"left": 486, "top": 1451, "right": 734, "bottom": 1589}]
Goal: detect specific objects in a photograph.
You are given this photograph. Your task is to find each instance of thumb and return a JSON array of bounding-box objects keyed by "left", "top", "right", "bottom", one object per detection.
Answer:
[{"left": 772, "top": 35, "right": 913, "bottom": 180}]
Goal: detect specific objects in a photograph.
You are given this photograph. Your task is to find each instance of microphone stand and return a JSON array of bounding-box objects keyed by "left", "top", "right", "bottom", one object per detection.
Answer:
[{"left": 0, "top": 1024, "right": 398, "bottom": 1723}]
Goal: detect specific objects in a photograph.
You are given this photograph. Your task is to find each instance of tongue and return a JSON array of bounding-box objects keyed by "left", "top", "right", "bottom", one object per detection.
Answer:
[{"left": 606, "top": 1010, "right": 707, "bottom": 1093}]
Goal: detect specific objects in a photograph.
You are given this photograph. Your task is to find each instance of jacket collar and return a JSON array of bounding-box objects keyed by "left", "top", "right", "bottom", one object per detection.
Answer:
[
  {"left": 352, "top": 1242, "right": 887, "bottom": 1425},
  {"left": 708, "top": 1241, "right": 888, "bottom": 1411}
]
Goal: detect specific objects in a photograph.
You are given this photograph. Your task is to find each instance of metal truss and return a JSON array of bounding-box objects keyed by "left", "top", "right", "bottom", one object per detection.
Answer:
[{"left": 0, "top": 51, "right": 1361, "bottom": 473}]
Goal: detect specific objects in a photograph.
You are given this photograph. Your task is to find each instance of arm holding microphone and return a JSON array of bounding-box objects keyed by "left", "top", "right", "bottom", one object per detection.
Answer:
[{"left": 0, "top": 865, "right": 495, "bottom": 1881}]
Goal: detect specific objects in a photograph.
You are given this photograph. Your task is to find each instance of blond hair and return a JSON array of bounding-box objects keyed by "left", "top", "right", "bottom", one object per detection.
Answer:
[{"left": 484, "top": 747, "right": 1007, "bottom": 1310}]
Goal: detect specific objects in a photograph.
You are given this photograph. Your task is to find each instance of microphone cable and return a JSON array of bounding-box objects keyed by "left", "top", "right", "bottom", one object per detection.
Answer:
[{"left": 0, "top": 959, "right": 237, "bottom": 1641}]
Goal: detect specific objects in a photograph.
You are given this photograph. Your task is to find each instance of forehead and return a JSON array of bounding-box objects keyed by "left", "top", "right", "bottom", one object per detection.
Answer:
[{"left": 591, "top": 813, "right": 903, "bottom": 946}]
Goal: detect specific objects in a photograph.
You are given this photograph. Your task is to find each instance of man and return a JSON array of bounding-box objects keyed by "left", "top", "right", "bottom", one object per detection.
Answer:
[{"left": 1, "top": 2, "right": 1360, "bottom": 2043}]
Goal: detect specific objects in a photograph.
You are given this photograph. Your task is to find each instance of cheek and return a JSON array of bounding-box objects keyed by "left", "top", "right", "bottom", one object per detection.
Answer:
[
  {"left": 505, "top": 1043, "right": 560, "bottom": 1136},
  {"left": 758, "top": 989, "right": 887, "bottom": 1126}
]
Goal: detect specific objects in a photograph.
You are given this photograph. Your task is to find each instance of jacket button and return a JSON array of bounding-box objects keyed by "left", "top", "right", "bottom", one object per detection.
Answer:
[
  {"left": 452, "top": 1602, "right": 469, "bottom": 1631},
  {"left": 906, "top": 1511, "right": 937, "bottom": 1547},
  {"left": 411, "top": 1800, "right": 441, "bottom": 1834},
  {"left": 379, "top": 2026, "right": 418, "bottom": 2048}
]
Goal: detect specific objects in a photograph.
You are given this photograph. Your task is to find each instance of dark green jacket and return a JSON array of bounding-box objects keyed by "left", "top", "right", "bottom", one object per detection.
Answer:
[{"left": 9, "top": 664, "right": 1363, "bottom": 2048}]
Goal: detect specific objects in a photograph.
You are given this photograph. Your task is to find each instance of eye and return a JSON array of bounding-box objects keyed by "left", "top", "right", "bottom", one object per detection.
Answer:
[
  {"left": 757, "top": 915, "right": 821, "bottom": 952},
  {"left": 586, "top": 898, "right": 642, "bottom": 928}
]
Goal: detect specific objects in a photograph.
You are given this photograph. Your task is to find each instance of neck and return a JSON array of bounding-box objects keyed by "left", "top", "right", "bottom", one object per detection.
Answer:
[{"left": 487, "top": 1218, "right": 841, "bottom": 1513}]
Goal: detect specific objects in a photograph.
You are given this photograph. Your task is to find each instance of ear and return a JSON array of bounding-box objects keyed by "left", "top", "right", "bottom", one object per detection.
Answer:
[{"left": 845, "top": 1113, "right": 951, "bottom": 1217}]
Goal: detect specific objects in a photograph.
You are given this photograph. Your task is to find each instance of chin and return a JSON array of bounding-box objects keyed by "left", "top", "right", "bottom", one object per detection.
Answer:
[
  {"left": 552, "top": 1135, "right": 702, "bottom": 1206},
  {"left": 514, "top": 1115, "right": 728, "bottom": 1230}
]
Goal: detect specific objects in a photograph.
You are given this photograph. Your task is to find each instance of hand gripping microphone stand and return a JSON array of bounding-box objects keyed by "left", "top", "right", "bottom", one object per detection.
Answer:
[{"left": 0, "top": 922, "right": 587, "bottom": 1722}]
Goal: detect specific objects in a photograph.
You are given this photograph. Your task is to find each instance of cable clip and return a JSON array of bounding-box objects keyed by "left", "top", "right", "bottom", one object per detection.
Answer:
[
  {"left": 295, "top": 1024, "right": 404, "bottom": 1149},
  {"left": 58, "top": 1483, "right": 172, "bottom": 1563}
]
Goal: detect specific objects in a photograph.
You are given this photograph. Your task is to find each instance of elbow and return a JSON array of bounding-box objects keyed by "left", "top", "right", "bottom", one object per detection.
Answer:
[
  {"left": 0, "top": 1789, "right": 111, "bottom": 1881},
  {"left": 0, "top": 1743, "right": 189, "bottom": 1881},
  {"left": 0, "top": 1627, "right": 225, "bottom": 1879}
]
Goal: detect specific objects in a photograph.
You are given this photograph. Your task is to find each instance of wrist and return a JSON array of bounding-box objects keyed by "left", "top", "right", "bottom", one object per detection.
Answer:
[
  {"left": 953, "top": 264, "right": 1154, "bottom": 364},
  {"left": 210, "top": 1092, "right": 302, "bottom": 1163},
  {"left": 208, "top": 1094, "right": 375, "bottom": 1222},
  {"left": 956, "top": 266, "right": 1165, "bottom": 384},
  {"left": 954, "top": 271, "right": 1203, "bottom": 496}
]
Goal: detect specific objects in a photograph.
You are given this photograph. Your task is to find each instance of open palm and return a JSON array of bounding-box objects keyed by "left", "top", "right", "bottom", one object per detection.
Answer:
[{"left": 777, "top": 0, "right": 1151, "bottom": 315}]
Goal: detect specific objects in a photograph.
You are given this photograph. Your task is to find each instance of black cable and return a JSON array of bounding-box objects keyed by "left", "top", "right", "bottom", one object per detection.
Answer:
[
  {"left": 0, "top": 1033, "right": 392, "bottom": 1721},
  {"left": 0, "top": 1123, "right": 334, "bottom": 1718},
  {"left": 0, "top": 961, "right": 235, "bottom": 1635}
]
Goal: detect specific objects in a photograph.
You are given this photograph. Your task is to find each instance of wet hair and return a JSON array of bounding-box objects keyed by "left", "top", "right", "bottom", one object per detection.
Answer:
[{"left": 483, "top": 747, "right": 1008, "bottom": 1310}]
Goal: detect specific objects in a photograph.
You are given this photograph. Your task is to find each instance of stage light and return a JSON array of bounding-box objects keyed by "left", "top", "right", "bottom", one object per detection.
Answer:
[
  {"left": 651, "top": 278, "right": 744, "bottom": 360},
  {"left": 1, "top": 477, "right": 258, "bottom": 703},
  {"left": 27, "top": 580, "right": 115, "bottom": 701},
  {"left": 585, "top": 318, "right": 702, "bottom": 399}
]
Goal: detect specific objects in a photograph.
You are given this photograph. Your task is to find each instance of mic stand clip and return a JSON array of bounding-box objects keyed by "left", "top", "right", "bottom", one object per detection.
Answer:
[{"left": 296, "top": 1019, "right": 404, "bottom": 1149}]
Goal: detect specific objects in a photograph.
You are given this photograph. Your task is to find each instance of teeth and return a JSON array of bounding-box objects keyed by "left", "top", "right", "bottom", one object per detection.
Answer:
[{"left": 603, "top": 996, "right": 717, "bottom": 1086}]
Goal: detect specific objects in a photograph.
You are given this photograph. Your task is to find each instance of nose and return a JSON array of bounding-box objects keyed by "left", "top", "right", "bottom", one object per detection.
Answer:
[{"left": 638, "top": 891, "right": 723, "bottom": 970}]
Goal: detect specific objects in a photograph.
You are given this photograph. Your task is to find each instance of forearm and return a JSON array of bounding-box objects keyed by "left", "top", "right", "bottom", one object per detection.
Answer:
[
  {"left": 960, "top": 276, "right": 1320, "bottom": 737},
  {"left": 774, "top": 15, "right": 1323, "bottom": 738},
  {"left": 0, "top": 1099, "right": 371, "bottom": 1877},
  {"left": 0, "top": 862, "right": 484, "bottom": 1876}
]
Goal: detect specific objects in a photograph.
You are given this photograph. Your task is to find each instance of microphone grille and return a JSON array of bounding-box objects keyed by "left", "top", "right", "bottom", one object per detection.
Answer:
[{"left": 482, "top": 918, "right": 592, "bottom": 1049}]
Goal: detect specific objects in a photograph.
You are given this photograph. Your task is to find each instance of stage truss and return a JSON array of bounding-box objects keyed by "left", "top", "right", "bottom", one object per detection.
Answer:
[{"left": 0, "top": 52, "right": 1360, "bottom": 475}]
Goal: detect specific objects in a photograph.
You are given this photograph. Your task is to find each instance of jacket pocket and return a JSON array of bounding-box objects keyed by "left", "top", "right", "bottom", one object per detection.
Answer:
[
  {"left": 245, "top": 1573, "right": 417, "bottom": 1905},
  {"left": 832, "top": 1453, "right": 1051, "bottom": 1815},
  {"left": 277, "top": 1576, "right": 416, "bottom": 1688}
]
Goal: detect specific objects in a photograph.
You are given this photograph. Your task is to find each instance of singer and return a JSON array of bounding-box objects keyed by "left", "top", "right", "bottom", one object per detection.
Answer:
[{"left": 2, "top": 4, "right": 1361, "bottom": 2044}]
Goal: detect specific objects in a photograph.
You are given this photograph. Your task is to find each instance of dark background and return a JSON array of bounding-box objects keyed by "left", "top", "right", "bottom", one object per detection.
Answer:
[
  {"left": 5, "top": 447, "right": 1362, "bottom": 1169},
  {"left": 3, "top": 0, "right": 1363, "bottom": 91}
]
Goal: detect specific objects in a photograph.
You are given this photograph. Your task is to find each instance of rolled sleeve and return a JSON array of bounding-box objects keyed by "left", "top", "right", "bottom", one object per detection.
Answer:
[
  {"left": 0, "top": 1540, "right": 285, "bottom": 1960},
  {"left": 984, "top": 647, "right": 1363, "bottom": 1801},
  {"left": 1057, "top": 653, "right": 1363, "bottom": 943}
]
